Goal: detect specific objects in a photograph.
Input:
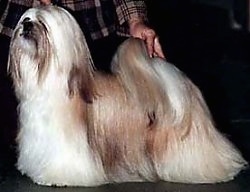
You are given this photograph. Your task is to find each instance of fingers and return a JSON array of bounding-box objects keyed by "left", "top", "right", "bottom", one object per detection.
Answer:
[
  {"left": 128, "top": 20, "right": 165, "bottom": 58},
  {"left": 153, "top": 37, "right": 165, "bottom": 58},
  {"left": 143, "top": 29, "right": 165, "bottom": 59},
  {"left": 39, "top": 0, "right": 51, "bottom": 5},
  {"left": 143, "top": 29, "right": 155, "bottom": 58}
]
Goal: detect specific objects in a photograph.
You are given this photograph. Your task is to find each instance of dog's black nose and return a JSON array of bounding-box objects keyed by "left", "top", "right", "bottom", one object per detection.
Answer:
[{"left": 21, "top": 17, "right": 33, "bottom": 35}]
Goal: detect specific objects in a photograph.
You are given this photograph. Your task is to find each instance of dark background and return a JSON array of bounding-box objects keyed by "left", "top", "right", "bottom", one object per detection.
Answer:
[
  {"left": 1, "top": 0, "right": 250, "bottom": 191},
  {"left": 147, "top": 0, "right": 250, "bottom": 161}
]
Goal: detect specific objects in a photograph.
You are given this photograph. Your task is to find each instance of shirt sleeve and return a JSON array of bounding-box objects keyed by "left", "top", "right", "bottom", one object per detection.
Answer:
[{"left": 114, "top": 0, "right": 148, "bottom": 25}]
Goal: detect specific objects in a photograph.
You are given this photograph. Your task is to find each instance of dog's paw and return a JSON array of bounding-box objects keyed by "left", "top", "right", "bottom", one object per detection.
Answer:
[{"left": 35, "top": 180, "right": 67, "bottom": 187}]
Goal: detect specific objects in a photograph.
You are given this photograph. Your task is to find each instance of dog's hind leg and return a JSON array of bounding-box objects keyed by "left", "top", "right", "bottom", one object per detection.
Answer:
[{"left": 150, "top": 57, "right": 248, "bottom": 184}]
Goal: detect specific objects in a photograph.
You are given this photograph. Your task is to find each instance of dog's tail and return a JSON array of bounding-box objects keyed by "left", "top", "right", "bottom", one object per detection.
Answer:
[
  {"left": 111, "top": 38, "right": 247, "bottom": 183},
  {"left": 111, "top": 38, "right": 169, "bottom": 115}
]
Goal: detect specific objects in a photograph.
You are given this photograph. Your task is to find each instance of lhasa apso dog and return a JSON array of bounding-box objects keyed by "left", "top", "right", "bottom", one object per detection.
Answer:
[{"left": 8, "top": 5, "right": 247, "bottom": 187}]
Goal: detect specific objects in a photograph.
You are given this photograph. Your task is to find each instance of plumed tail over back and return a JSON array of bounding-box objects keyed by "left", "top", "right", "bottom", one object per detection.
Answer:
[
  {"left": 111, "top": 38, "right": 168, "bottom": 116},
  {"left": 111, "top": 38, "right": 247, "bottom": 183}
]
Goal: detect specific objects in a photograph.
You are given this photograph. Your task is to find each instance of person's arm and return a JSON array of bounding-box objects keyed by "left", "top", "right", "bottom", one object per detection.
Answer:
[
  {"left": 39, "top": 0, "right": 51, "bottom": 4},
  {"left": 40, "top": 0, "right": 165, "bottom": 58},
  {"left": 114, "top": 0, "right": 165, "bottom": 58}
]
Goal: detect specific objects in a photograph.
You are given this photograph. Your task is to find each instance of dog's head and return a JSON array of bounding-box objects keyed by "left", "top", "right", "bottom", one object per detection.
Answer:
[{"left": 8, "top": 6, "right": 95, "bottom": 101}]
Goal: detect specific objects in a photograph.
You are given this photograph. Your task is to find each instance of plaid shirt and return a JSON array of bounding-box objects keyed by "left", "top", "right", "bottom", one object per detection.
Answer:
[{"left": 0, "top": 0, "right": 147, "bottom": 40}]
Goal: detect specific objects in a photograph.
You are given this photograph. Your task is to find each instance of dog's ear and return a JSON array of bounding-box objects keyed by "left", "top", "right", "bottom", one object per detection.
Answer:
[
  {"left": 58, "top": 18, "right": 97, "bottom": 103},
  {"left": 68, "top": 60, "right": 96, "bottom": 103},
  {"left": 7, "top": 34, "right": 24, "bottom": 83},
  {"left": 8, "top": 48, "right": 21, "bottom": 84}
]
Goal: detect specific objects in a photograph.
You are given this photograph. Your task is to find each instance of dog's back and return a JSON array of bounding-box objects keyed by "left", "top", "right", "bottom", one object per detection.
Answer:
[{"left": 100, "top": 38, "right": 248, "bottom": 183}]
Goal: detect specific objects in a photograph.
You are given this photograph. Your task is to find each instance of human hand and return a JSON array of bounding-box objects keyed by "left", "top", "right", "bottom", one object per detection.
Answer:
[
  {"left": 39, "top": 0, "right": 51, "bottom": 5},
  {"left": 129, "top": 18, "right": 165, "bottom": 59}
]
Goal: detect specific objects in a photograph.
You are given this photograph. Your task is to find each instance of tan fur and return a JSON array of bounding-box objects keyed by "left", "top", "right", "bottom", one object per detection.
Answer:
[{"left": 9, "top": 6, "right": 247, "bottom": 187}]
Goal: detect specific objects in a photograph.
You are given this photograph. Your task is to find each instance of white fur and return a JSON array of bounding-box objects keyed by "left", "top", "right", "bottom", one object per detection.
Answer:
[
  {"left": 10, "top": 6, "right": 106, "bottom": 186},
  {"left": 8, "top": 5, "right": 247, "bottom": 187},
  {"left": 17, "top": 94, "right": 107, "bottom": 186}
]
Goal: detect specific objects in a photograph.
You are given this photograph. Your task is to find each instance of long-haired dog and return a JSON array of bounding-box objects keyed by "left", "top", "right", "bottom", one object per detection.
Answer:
[{"left": 8, "top": 6, "right": 247, "bottom": 187}]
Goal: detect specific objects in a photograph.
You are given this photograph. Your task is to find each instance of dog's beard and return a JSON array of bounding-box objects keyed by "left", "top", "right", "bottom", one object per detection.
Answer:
[{"left": 9, "top": 5, "right": 247, "bottom": 187}]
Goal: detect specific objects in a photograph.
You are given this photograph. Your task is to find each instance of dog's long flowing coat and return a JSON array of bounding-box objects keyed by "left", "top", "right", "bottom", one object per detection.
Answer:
[{"left": 8, "top": 5, "right": 247, "bottom": 186}]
